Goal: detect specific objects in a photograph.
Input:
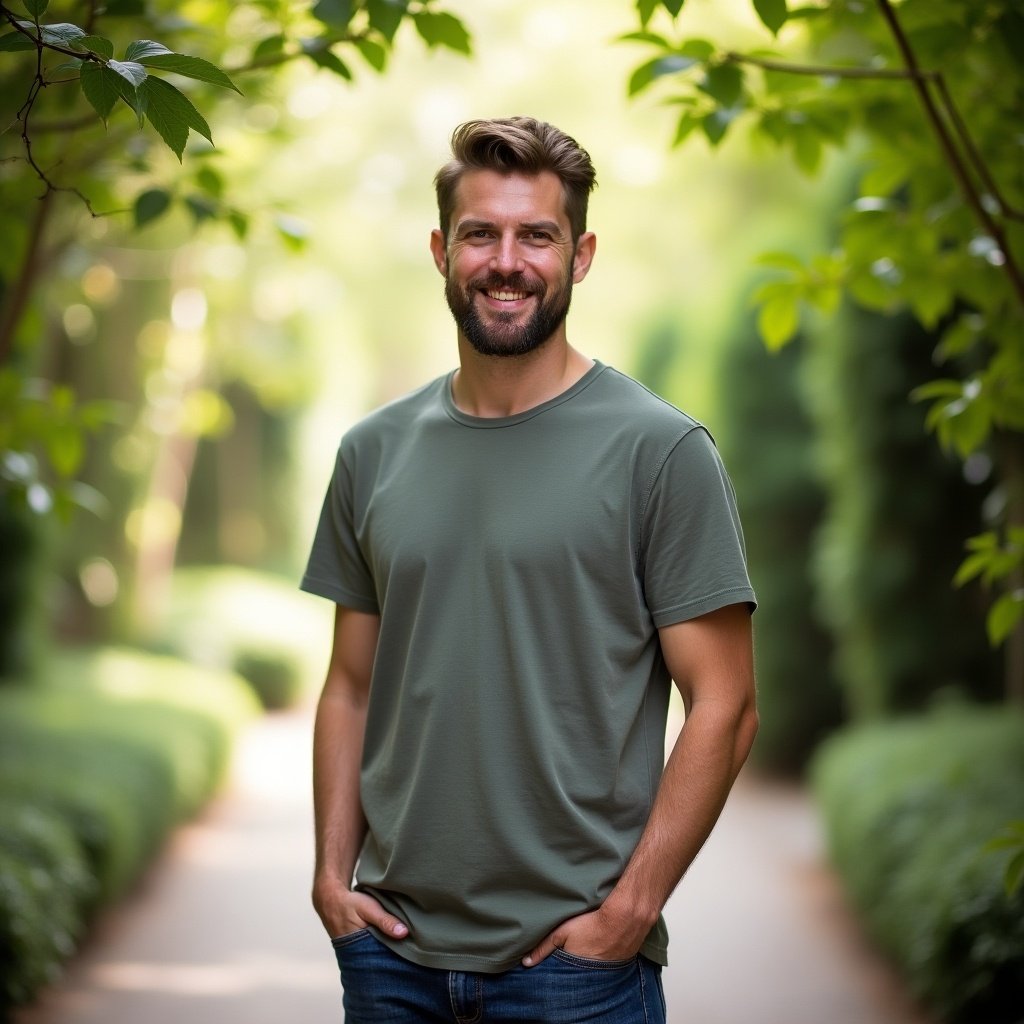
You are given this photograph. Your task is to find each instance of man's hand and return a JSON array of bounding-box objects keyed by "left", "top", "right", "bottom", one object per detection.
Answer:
[
  {"left": 313, "top": 875, "right": 409, "bottom": 942},
  {"left": 521, "top": 899, "right": 652, "bottom": 967}
]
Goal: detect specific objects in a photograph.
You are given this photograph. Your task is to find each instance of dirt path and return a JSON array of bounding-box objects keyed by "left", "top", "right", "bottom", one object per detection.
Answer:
[{"left": 14, "top": 707, "right": 933, "bottom": 1024}]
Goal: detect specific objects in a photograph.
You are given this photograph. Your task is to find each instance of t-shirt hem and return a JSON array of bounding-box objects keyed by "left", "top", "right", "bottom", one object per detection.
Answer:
[
  {"left": 650, "top": 586, "right": 757, "bottom": 629},
  {"left": 369, "top": 932, "right": 670, "bottom": 973},
  {"left": 299, "top": 574, "right": 378, "bottom": 614},
  {"left": 370, "top": 932, "right": 526, "bottom": 974},
  {"left": 639, "top": 939, "right": 668, "bottom": 967}
]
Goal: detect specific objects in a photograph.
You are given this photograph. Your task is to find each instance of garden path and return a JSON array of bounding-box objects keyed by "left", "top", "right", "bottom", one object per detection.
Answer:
[{"left": 15, "top": 706, "right": 935, "bottom": 1024}]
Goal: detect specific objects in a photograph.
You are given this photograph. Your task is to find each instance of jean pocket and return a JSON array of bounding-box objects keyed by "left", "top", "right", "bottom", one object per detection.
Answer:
[
  {"left": 330, "top": 927, "right": 372, "bottom": 949},
  {"left": 550, "top": 948, "right": 638, "bottom": 971}
]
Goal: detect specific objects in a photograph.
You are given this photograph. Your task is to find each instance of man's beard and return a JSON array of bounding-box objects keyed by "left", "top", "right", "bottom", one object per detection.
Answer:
[{"left": 444, "top": 269, "right": 573, "bottom": 358}]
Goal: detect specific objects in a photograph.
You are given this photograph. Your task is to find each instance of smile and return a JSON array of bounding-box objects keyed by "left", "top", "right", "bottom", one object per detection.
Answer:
[{"left": 484, "top": 289, "right": 531, "bottom": 301}]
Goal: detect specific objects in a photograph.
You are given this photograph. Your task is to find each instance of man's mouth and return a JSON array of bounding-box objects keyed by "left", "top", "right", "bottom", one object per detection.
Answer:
[{"left": 484, "top": 289, "right": 531, "bottom": 302}]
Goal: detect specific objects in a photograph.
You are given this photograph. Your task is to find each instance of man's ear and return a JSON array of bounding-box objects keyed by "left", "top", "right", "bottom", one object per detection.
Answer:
[
  {"left": 429, "top": 228, "right": 448, "bottom": 276},
  {"left": 572, "top": 232, "right": 596, "bottom": 284}
]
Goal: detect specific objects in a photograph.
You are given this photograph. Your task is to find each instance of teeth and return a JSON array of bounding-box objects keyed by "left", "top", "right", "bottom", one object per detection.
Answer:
[{"left": 488, "top": 290, "right": 529, "bottom": 301}]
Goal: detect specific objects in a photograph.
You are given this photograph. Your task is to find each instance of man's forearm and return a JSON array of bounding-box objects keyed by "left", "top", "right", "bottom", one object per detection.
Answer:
[
  {"left": 604, "top": 695, "right": 758, "bottom": 930},
  {"left": 312, "top": 687, "right": 369, "bottom": 887}
]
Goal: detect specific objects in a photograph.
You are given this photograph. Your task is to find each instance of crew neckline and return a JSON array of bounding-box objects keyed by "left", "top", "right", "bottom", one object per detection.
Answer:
[{"left": 442, "top": 360, "right": 608, "bottom": 428}]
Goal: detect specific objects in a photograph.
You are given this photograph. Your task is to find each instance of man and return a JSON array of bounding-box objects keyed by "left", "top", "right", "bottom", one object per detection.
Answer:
[{"left": 301, "top": 116, "right": 758, "bottom": 1023}]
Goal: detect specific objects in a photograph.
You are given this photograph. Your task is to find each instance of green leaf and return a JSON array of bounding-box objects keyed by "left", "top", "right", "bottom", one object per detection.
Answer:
[
  {"left": 308, "top": 46, "right": 352, "bottom": 79},
  {"left": 660, "top": 0, "right": 685, "bottom": 15},
  {"left": 36, "top": 22, "right": 87, "bottom": 44},
  {"left": 228, "top": 210, "right": 249, "bottom": 239},
  {"left": 355, "top": 36, "right": 387, "bottom": 71},
  {"left": 629, "top": 54, "right": 699, "bottom": 96},
  {"left": 616, "top": 31, "right": 671, "bottom": 47},
  {"left": 79, "top": 62, "right": 122, "bottom": 120},
  {"left": 184, "top": 194, "right": 218, "bottom": 223},
  {"left": 312, "top": 0, "right": 354, "bottom": 27},
  {"left": 917, "top": 376, "right": 972, "bottom": 403},
  {"left": 115, "top": 71, "right": 147, "bottom": 126},
  {"left": 139, "top": 53, "right": 241, "bottom": 93},
  {"left": 700, "top": 62, "right": 743, "bottom": 106},
  {"left": 753, "top": 0, "right": 788, "bottom": 35},
  {"left": 702, "top": 107, "right": 737, "bottom": 146},
  {"left": 0, "top": 31, "right": 35, "bottom": 50},
  {"left": 413, "top": 11, "right": 472, "bottom": 54},
  {"left": 125, "top": 39, "right": 172, "bottom": 61},
  {"left": 791, "top": 125, "right": 822, "bottom": 174},
  {"left": 134, "top": 188, "right": 172, "bottom": 227},
  {"left": 74, "top": 34, "right": 113, "bottom": 57},
  {"left": 679, "top": 38, "right": 715, "bottom": 61},
  {"left": 756, "top": 251, "right": 805, "bottom": 273},
  {"left": 143, "top": 76, "right": 213, "bottom": 160},
  {"left": 366, "top": 0, "right": 408, "bottom": 43},
  {"left": 988, "top": 590, "right": 1024, "bottom": 646},
  {"left": 672, "top": 111, "right": 700, "bottom": 147},
  {"left": 195, "top": 165, "right": 223, "bottom": 197},
  {"left": 757, "top": 290, "right": 800, "bottom": 349},
  {"left": 108, "top": 58, "right": 147, "bottom": 88},
  {"left": 276, "top": 213, "right": 310, "bottom": 251},
  {"left": 1006, "top": 850, "right": 1024, "bottom": 897},
  {"left": 953, "top": 551, "right": 991, "bottom": 588},
  {"left": 253, "top": 34, "right": 285, "bottom": 59},
  {"left": 47, "top": 424, "right": 84, "bottom": 478},
  {"left": 908, "top": 276, "right": 952, "bottom": 329},
  {"left": 22, "top": 0, "right": 48, "bottom": 16},
  {"left": 636, "top": 0, "right": 659, "bottom": 27}
]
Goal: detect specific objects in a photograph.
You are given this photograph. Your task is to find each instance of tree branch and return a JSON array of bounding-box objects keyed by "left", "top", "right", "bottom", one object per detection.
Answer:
[
  {"left": 0, "top": 2, "right": 105, "bottom": 61},
  {"left": 0, "top": 188, "right": 54, "bottom": 365},
  {"left": 875, "top": 0, "right": 1024, "bottom": 310},
  {"left": 932, "top": 75, "right": 1024, "bottom": 225},
  {"left": 728, "top": 16, "right": 1024, "bottom": 303},
  {"left": 725, "top": 50, "right": 938, "bottom": 82}
]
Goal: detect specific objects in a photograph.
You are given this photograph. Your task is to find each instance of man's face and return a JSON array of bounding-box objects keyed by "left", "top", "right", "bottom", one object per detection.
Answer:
[{"left": 430, "top": 170, "right": 595, "bottom": 357}]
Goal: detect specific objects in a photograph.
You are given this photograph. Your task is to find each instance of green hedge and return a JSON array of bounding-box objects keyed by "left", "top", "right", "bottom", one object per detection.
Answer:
[
  {"left": 157, "top": 565, "right": 333, "bottom": 709},
  {"left": 812, "top": 705, "right": 1024, "bottom": 1023},
  {"left": 0, "top": 647, "right": 257, "bottom": 1012}
]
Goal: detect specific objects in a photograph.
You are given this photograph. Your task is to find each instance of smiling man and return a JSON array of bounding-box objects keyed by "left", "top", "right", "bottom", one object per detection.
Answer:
[{"left": 301, "top": 117, "right": 758, "bottom": 1024}]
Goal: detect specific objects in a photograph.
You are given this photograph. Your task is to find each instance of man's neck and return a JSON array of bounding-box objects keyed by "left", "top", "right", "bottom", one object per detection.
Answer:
[{"left": 451, "top": 336, "right": 594, "bottom": 418}]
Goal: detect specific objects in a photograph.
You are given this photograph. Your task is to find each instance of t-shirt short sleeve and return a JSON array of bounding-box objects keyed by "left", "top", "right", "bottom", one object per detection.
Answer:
[
  {"left": 300, "top": 444, "right": 379, "bottom": 613},
  {"left": 641, "top": 426, "right": 756, "bottom": 628}
]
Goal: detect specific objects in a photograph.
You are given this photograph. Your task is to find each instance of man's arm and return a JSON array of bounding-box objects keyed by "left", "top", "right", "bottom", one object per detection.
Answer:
[
  {"left": 523, "top": 601, "right": 757, "bottom": 965},
  {"left": 311, "top": 604, "right": 409, "bottom": 941}
]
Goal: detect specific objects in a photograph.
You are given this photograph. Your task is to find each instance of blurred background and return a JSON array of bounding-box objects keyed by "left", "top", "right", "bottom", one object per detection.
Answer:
[{"left": 1, "top": 0, "right": 1022, "bottom": 1022}]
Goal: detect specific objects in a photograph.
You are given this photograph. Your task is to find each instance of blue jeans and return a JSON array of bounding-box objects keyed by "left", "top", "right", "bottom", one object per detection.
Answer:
[{"left": 332, "top": 929, "right": 666, "bottom": 1024}]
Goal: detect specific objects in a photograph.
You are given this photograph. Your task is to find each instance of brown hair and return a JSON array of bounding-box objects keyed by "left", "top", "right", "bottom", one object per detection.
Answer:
[{"left": 434, "top": 116, "right": 597, "bottom": 242}]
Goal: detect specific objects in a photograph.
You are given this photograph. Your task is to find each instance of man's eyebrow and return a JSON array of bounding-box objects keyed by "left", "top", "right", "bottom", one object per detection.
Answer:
[
  {"left": 521, "top": 221, "right": 564, "bottom": 235},
  {"left": 454, "top": 219, "right": 496, "bottom": 233},
  {"left": 453, "top": 218, "right": 565, "bottom": 235}
]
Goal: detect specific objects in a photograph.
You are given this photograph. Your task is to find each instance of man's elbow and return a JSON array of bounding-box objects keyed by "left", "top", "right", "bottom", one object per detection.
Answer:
[{"left": 735, "top": 699, "right": 759, "bottom": 765}]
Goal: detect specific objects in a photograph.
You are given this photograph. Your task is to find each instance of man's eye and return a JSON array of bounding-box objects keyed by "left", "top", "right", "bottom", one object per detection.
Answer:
[{"left": 526, "top": 232, "right": 552, "bottom": 242}]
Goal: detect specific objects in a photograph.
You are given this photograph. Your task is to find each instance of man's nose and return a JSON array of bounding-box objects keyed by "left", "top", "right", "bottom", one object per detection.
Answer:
[{"left": 491, "top": 235, "right": 525, "bottom": 274}]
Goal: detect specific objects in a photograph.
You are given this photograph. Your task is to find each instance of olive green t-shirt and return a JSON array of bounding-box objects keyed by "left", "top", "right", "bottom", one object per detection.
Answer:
[{"left": 301, "top": 361, "right": 755, "bottom": 973}]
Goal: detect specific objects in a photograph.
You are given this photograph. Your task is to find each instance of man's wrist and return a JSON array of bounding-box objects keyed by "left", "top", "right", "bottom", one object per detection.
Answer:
[
  {"left": 601, "top": 886, "right": 660, "bottom": 934},
  {"left": 313, "top": 864, "right": 352, "bottom": 890}
]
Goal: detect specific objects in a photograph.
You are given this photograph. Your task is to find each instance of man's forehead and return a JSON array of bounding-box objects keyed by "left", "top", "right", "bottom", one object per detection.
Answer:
[{"left": 450, "top": 169, "right": 570, "bottom": 226}]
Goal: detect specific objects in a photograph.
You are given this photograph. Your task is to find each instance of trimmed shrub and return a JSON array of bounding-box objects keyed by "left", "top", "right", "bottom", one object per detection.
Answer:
[
  {"left": 233, "top": 648, "right": 303, "bottom": 710},
  {"left": 812, "top": 705, "right": 1024, "bottom": 1023},
  {"left": 158, "top": 565, "right": 332, "bottom": 709},
  {"left": 0, "top": 802, "right": 93, "bottom": 1006},
  {"left": 0, "top": 647, "right": 257, "bottom": 1013}
]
